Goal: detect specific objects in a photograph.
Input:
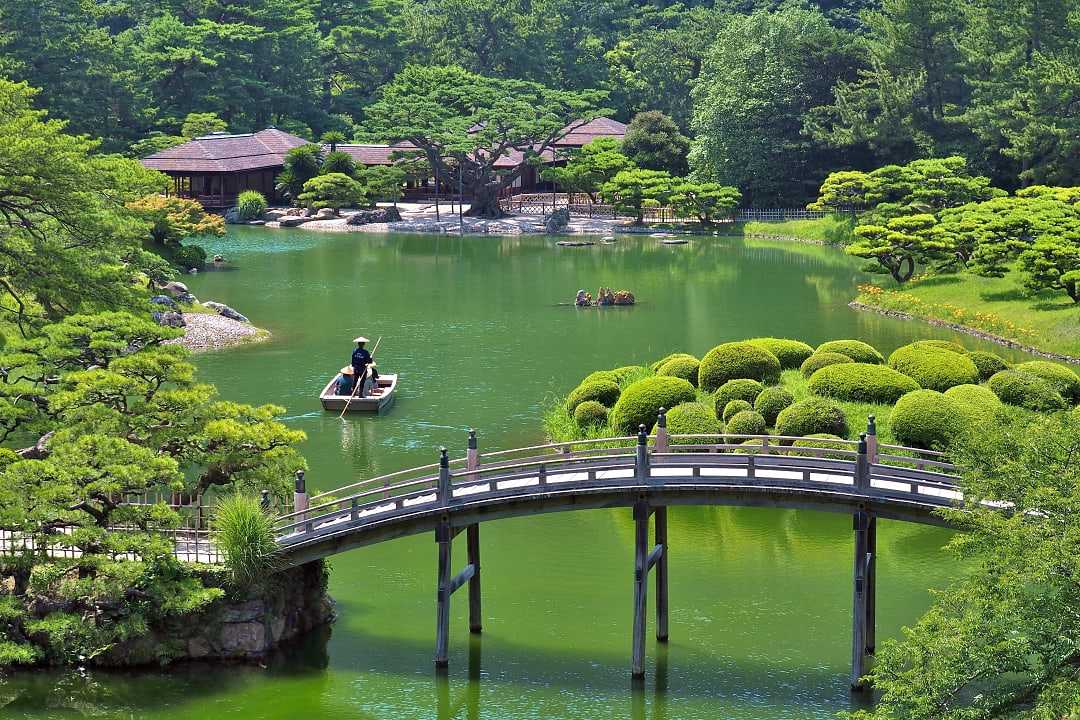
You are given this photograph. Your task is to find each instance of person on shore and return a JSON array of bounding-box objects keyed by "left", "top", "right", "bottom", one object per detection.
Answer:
[{"left": 336, "top": 366, "right": 355, "bottom": 396}]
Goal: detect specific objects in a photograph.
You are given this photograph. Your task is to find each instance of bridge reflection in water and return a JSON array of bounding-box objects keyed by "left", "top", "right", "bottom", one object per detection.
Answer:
[{"left": 274, "top": 412, "right": 961, "bottom": 691}]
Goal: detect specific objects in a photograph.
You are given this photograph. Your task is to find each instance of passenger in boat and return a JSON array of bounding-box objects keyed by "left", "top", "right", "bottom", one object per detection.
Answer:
[{"left": 336, "top": 366, "right": 355, "bottom": 396}]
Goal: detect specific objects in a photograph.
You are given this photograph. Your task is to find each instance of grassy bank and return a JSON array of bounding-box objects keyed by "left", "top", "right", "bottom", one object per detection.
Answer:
[
  {"left": 856, "top": 268, "right": 1080, "bottom": 362},
  {"left": 736, "top": 215, "right": 855, "bottom": 245}
]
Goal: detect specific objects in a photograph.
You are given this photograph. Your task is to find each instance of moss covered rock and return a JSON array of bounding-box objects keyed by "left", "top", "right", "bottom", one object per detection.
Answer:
[
  {"left": 890, "top": 390, "right": 964, "bottom": 449},
  {"left": 943, "top": 384, "right": 1002, "bottom": 425},
  {"left": 1013, "top": 361, "right": 1080, "bottom": 404},
  {"left": 815, "top": 340, "right": 884, "bottom": 365},
  {"left": 610, "top": 376, "right": 697, "bottom": 434},
  {"left": 721, "top": 399, "right": 753, "bottom": 423},
  {"left": 566, "top": 379, "right": 621, "bottom": 412},
  {"left": 726, "top": 410, "right": 766, "bottom": 437},
  {"left": 775, "top": 397, "right": 849, "bottom": 439},
  {"left": 800, "top": 351, "right": 854, "bottom": 378},
  {"left": 988, "top": 370, "right": 1066, "bottom": 411},
  {"left": 573, "top": 400, "right": 609, "bottom": 429},
  {"left": 714, "top": 379, "right": 765, "bottom": 413},
  {"left": 754, "top": 386, "right": 795, "bottom": 425},
  {"left": 807, "top": 363, "right": 920, "bottom": 403},
  {"left": 657, "top": 356, "right": 701, "bottom": 384},
  {"left": 698, "top": 342, "right": 781, "bottom": 391},
  {"left": 887, "top": 342, "right": 979, "bottom": 391},
  {"left": 968, "top": 351, "right": 1010, "bottom": 381},
  {"left": 661, "top": 402, "right": 722, "bottom": 443},
  {"left": 746, "top": 338, "right": 815, "bottom": 369}
]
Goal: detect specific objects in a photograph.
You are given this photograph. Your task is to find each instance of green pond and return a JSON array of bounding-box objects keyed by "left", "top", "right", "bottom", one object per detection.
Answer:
[{"left": 3, "top": 228, "right": 1029, "bottom": 719}]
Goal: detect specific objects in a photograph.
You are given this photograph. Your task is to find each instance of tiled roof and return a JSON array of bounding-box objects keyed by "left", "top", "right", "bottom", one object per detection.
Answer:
[
  {"left": 141, "top": 128, "right": 310, "bottom": 173},
  {"left": 336, "top": 143, "right": 421, "bottom": 166},
  {"left": 555, "top": 117, "right": 627, "bottom": 147}
]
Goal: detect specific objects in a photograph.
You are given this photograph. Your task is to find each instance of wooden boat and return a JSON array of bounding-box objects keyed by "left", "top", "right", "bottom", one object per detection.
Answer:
[{"left": 319, "top": 373, "right": 398, "bottom": 413}]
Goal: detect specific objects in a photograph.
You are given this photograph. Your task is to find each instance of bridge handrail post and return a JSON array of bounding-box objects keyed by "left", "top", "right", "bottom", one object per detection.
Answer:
[
  {"left": 865, "top": 415, "right": 878, "bottom": 464},
  {"left": 635, "top": 424, "right": 650, "bottom": 484},
  {"left": 467, "top": 429, "right": 479, "bottom": 473},
  {"left": 293, "top": 470, "right": 308, "bottom": 526},
  {"left": 655, "top": 409, "right": 669, "bottom": 454},
  {"left": 855, "top": 433, "right": 870, "bottom": 490},
  {"left": 437, "top": 448, "right": 451, "bottom": 506}
]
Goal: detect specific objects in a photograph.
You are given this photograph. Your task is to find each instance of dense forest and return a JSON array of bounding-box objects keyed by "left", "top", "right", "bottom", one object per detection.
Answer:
[{"left": 1, "top": 0, "right": 1076, "bottom": 203}]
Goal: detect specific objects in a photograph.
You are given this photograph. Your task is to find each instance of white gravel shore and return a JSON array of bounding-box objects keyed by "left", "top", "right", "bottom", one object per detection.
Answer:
[{"left": 165, "top": 313, "right": 269, "bottom": 353}]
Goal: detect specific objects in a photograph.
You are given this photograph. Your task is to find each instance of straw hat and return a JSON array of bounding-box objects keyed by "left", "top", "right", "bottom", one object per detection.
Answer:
[
  {"left": 340, "top": 366, "right": 354, "bottom": 375},
  {"left": 353, "top": 336, "right": 369, "bottom": 343}
]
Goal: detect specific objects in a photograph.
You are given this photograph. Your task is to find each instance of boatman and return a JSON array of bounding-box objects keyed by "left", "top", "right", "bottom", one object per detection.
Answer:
[{"left": 351, "top": 336, "right": 373, "bottom": 394}]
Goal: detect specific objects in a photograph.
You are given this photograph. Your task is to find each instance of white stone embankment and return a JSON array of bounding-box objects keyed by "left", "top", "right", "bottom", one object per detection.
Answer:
[{"left": 165, "top": 313, "right": 269, "bottom": 353}]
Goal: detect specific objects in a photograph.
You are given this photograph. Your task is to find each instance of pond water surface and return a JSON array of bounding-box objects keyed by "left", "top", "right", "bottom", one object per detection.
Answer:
[{"left": 3, "top": 229, "right": 1028, "bottom": 719}]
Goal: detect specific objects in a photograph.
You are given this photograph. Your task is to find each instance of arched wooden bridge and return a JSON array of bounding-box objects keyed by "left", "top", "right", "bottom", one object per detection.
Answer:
[{"left": 274, "top": 413, "right": 962, "bottom": 690}]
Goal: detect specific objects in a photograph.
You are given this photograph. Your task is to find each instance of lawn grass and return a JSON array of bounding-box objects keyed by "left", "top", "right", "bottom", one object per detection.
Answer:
[{"left": 736, "top": 215, "right": 856, "bottom": 246}]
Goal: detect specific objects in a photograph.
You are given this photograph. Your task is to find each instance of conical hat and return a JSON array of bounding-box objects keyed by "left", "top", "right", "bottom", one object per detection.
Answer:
[
  {"left": 353, "top": 336, "right": 369, "bottom": 343},
  {"left": 340, "top": 366, "right": 354, "bottom": 375}
]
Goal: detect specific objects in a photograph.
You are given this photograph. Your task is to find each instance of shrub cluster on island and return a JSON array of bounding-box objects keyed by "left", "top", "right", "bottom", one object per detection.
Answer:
[
  {"left": 574, "top": 287, "right": 636, "bottom": 307},
  {"left": 546, "top": 337, "right": 1080, "bottom": 452}
]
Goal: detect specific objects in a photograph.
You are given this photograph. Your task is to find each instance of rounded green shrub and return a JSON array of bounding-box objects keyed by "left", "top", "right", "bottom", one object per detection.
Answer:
[
  {"left": 650, "top": 353, "right": 696, "bottom": 372},
  {"left": 1013, "top": 361, "right": 1080, "bottom": 404},
  {"left": 890, "top": 390, "right": 963, "bottom": 449},
  {"left": 610, "top": 366, "right": 646, "bottom": 385},
  {"left": 754, "top": 386, "right": 794, "bottom": 425},
  {"left": 566, "top": 379, "right": 621, "bottom": 411},
  {"left": 791, "top": 433, "right": 849, "bottom": 460},
  {"left": 815, "top": 340, "right": 884, "bottom": 365},
  {"left": 236, "top": 190, "right": 268, "bottom": 221},
  {"left": 943, "top": 384, "right": 1002, "bottom": 425},
  {"left": 173, "top": 244, "right": 207, "bottom": 271},
  {"left": 800, "top": 351, "right": 854, "bottom": 378},
  {"left": 721, "top": 399, "right": 753, "bottom": 423},
  {"left": 657, "top": 356, "right": 700, "bottom": 384},
  {"left": 775, "top": 397, "right": 849, "bottom": 439},
  {"left": 887, "top": 343, "right": 979, "bottom": 391},
  {"left": 988, "top": 370, "right": 1066, "bottom": 411},
  {"left": 610, "top": 376, "right": 697, "bottom": 434},
  {"left": 913, "top": 339, "right": 969, "bottom": 354},
  {"left": 733, "top": 439, "right": 764, "bottom": 455},
  {"left": 746, "top": 338, "right": 814, "bottom": 369},
  {"left": 807, "top": 363, "right": 920, "bottom": 403},
  {"left": 968, "top": 350, "right": 1010, "bottom": 381},
  {"left": 581, "top": 370, "right": 619, "bottom": 385},
  {"left": 726, "top": 410, "right": 766, "bottom": 437},
  {"left": 573, "top": 400, "right": 609, "bottom": 429},
  {"left": 661, "top": 402, "right": 722, "bottom": 443},
  {"left": 714, "top": 379, "right": 765, "bottom": 413},
  {"left": 698, "top": 342, "right": 781, "bottom": 392}
]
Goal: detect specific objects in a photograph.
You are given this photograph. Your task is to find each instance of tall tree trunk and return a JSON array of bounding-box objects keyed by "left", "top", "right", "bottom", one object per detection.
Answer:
[{"left": 466, "top": 183, "right": 504, "bottom": 218}]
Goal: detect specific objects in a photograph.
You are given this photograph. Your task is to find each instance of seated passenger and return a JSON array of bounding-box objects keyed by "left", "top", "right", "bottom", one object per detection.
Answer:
[{"left": 336, "top": 366, "right": 355, "bottom": 396}]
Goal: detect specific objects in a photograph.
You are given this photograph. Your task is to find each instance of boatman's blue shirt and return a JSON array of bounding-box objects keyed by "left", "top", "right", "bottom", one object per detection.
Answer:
[{"left": 352, "top": 347, "right": 372, "bottom": 371}]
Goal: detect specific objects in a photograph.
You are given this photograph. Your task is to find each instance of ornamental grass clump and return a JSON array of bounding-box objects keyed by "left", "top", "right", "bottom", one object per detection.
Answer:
[
  {"left": 609, "top": 376, "right": 696, "bottom": 434},
  {"left": 815, "top": 340, "right": 884, "bottom": 365},
  {"left": 1012, "top": 361, "right": 1080, "bottom": 404},
  {"left": 968, "top": 350, "right": 1010, "bottom": 381},
  {"left": 746, "top": 338, "right": 815, "bottom": 369},
  {"left": 212, "top": 494, "right": 280, "bottom": 587},
  {"left": 573, "top": 400, "right": 609, "bottom": 429},
  {"left": 713, "top": 379, "right": 765, "bottom": 413},
  {"left": 887, "top": 342, "right": 979, "bottom": 391},
  {"left": 754, "top": 386, "right": 794, "bottom": 425},
  {"left": 807, "top": 363, "right": 921, "bottom": 404},
  {"left": 698, "top": 342, "right": 781, "bottom": 392},
  {"left": 662, "top": 402, "right": 722, "bottom": 443},
  {"left": 657, "top": 355, "right": 700, "bottom": 384},
  {"left": 889, "top": 390, "right": 964, "bottom": 449},
  {"left": 987, "top": 370, "right": 1067, "bottom": 411},
  {"left": 726, "top": 410, "right": 766, "bottom": 437},
  {"left": 800, "top": 351, "right": 854, "bottom": 378},
  {"left": 721, "top": 399, "right": 753, "bottom": 423},
  {"left": 566, "top": 379, "right": 621, "bottom": 411},
  {"left": 775, "top": 397, "right": 849, "bottom": 440},
  {"left": 236, "top": 190, "right": 268, "bottom": 220}
]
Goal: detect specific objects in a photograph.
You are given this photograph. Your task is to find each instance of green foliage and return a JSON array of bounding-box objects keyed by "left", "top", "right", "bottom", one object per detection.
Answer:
[
  {"left": 698, "top": 342, "right": 782, "bottom": 392},
  {"left": 661, "top": 402, "right": 722, "bottom": 443},
  {"left": 801, "top": 351, "right": 855, "bottom": 377},
  {"left": 321, "top": 150, "right": 357, "bottom": 178},
  {"left": 943, "top": 384, "right": 1003, "bottom": 426},
  {"left": 609, "top": 376, "right": 696, "bottom": 434},
  {"left": 726, "top": 410, "right": 766, "bottom": 437},
  {"left": 128, "top": 195, "right": 226, "bottom": 247},
  {"left": 754, "top": 386, "right": 794, "bottom": 425},
  {"left": 543, "top": 138, "right": 634, "bottom": 200},
  {"left": 364, "top": 165, "right": 406, "bottom": 204},
  {"left": 887, "top": 342, "right": 980, "bottom": 391},
  {"left": 967, "top": 350, "right": 1010, "bottom": 381},
  {"left": 808, "top": 362, "right": 921, "bottom": 403},
  {"left": 721, "top": 399, "right": 753, "bottom": 423},
  {"left": 846, "top": 214, "right": 946, "bottom": 283},
  {"left": 669, "top": 182, "right": 741, "bottom": 224},
  {"left": 566, "top": 379, "right": 621, "bottom": 411},
  {"left": 790, "top": 434, "right": 849, "bottom": 460},
  {"left": 212, "top": 494, "right": 280, "bottom": 587},
  {"left": 656, "top": 356, "right": 700, "bottom": 384},
  {"left": 180, "top": 112, "right": 226, "bottom": 139},
  {"left": 573, "top": 400, "right": 608, "bottom": 429},
  {"left": 889, "top": 389, "right": 963, "bottom": 449},
  {"left": 599, "top": 169, "right": 675, "bottom": 224},
  {"left": 650, "top": 353, "right": 696, "bottom": 373},
  {"left": 775, "top": 397, "right": 849, "bottom": 439},
  {"left": 815, "top": 340, "right": 884, "bottom": 364},
  {"left": 297, "top": 173, "right": 365, "bottom": 214},
  {"left": 621, "top": 111, "right": 689, "bottom": 176},
  {"left": 713, "top": 379, "right": 765, "bottom": 414},
  {"left": 172, "top": 245, "right": 207, "bottom": 272},
  {"left": 276, "top": 144, "right": 323, "bottom": 203},
  {"left": 1011, "top": 361, "right": 1080, "bottom": 404},
  {"left": 746, "top": 338, "right": 815, "bottom": 369},
  {"left": 987, "top": 370, "right": 1066, "bottom": 411},
  {"left": 236, "top": 191, "right": 268, "bottom": 221},
  {"left": 1019, "top": 236, "right": 1080, "bottom": 303}
]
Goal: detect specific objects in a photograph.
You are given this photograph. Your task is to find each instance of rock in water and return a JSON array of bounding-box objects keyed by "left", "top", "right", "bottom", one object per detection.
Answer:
[
  {"left": 596, "top": 287, "right": 615, "bottom": 306},
  {"left": 314, "top": 207, "right": 337, "bottom": 220},
  {"left": 545, "top": 207, "right": 570, "bottom": 233},
  {"left": 203, "top": 301, "right": 250, "bottom": 323},
  {"left": 347, "top": 207, "right": 403, "bottom": 225},
  {"left": 613, "top": 290, "right": 635, "bottom": 305},
  {"left": 223, "top": 206, "right": 241, "bottom": 224},
  {"left": 152, "top": 311, "right": 186, "bottom": 328},
  {"left": 574, "top": 290, "right": 592, "bottom": 307}
]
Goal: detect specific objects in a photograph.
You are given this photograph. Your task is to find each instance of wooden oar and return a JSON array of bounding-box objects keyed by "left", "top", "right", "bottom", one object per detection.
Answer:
[{"left": 339, "top": 336, "right": 382, "bottom": 418}]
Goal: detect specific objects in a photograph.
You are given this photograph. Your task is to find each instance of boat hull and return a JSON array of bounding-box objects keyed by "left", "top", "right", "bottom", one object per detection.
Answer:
[{"left": 319, "top": 373, "right": 398, "bottom": 413}]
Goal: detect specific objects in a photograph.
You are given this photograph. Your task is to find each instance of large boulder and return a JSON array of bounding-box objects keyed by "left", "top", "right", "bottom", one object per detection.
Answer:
[
  {"left": 545, "top": 207, "right": 570, "bottom": 233},
  {"left": 161, "top": 281, "right": 190, "bottom": 297},
  {"left": 150, "top": 294, "right": 178, "bottom": 309},
  {"left": 203, "top": 301, "right": 250, "bottom": 323},
  {"left": 223, "top": 206, "right": 241, "bottom": 224},
  {"left": 314, "top": 207, "right": 337, "bottom": 220},
  {"left": 262, "top": 209, "right": 289, "bottom": 221},
  {"left": 278, "top": 215, "right": 311, "bottom": 227},
  {"left": 152, "top": 311, "right": 186, "bottom": 328},
  {"left": 346, "top": 207, "right": 403, "bottom": 225}
]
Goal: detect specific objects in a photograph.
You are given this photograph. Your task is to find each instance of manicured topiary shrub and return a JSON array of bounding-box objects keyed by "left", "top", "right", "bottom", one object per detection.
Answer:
[
  {"left": 650, "top": 353, "right": 696, "bottom": 372},
  {"left": 943, "top": 384, "right": 1002, "bottom": 425},
  {"left": 714, "top": 379, "right": 765, "bottom": 413},
  {"left": 610, "top": 376, "right": 697, "bottom": 434},
  {"left": 573, "top": 400, "right": 609, "bottom": 428},
  {"left": 582, "top": 370, "right": 619, "bottom": 385},
  {"left": 968, "top": 350, "right": 1010, "bottom": 381},
  {"left": 988, "top": 370, "right": 1066, "bottom": 411},
  {"left": 726, "top": 410, "right": 766, "bottom": 437},
  {"left": 1013, "top": 361, "right": 1080, "bottom": 404},
  {"left": 610, "top": 366, "right": 647, "bottom": 385},
  {"left": 657, "top": 356, "right": 700, "bottom": 384},
  {"left": 237, "top": 190, "right": 268, "bottom": 220},
  {"left": 754, "top": 386, "right": 794, "bottom": 425},
  {"left": 662, "top": 402, "right": 722, "bottom": 443},
  {"left": 733, "top": 439, "right": 764, "bottom": 454},
  {"left": 887, "top": 343, "right": 979, "bottom": 391},
  {"left": 566, "top": 379, "right": 621, "bottom": 411},
  {"left": 807, "top": 363, "right": 921, "bottom": 403},
  {"left": 721, "top": 399, "right": 753, "bottom": 423},
  {"left": 815, "top": 340, "right": 884, "bottom": 365},
  {"left": 800, "top": 352, "right": 854, "bottom": 378},
  {"left": 698, "top": 342, "right": 781, "bottom": 392},
  {"left": 890, "top": 390, "right": 963, "bottom": 449},
  {"left": 791, "top": 433, "right": 849, "bottom": 460},
  {"left": 913, "top": 339, "right": 969, "bottom": 354},
  {"left": 775, "top": 397, "right": 849, "bottom": 439},
  {"left": 746, "top": 338, "right": 814, "bottom": 369}
]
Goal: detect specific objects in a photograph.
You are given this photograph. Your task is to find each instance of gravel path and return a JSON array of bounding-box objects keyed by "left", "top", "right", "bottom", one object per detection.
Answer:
[{"left": 165, "top": 313, "right": 269, "bottom": 353}]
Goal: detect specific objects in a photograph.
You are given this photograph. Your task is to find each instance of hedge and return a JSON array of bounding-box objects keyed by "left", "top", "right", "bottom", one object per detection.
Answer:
[
  {"left": 714, "top": 379, "right": 765, "bottom": 413},
  {"left": 887, "top": 342, "right": 979, "bottom": 391},
  {"left": 800, "top": 351, "right": 854, "bottom": 378},
  {"left": 610, "top": 376, "right": 697, "bottom": 434},
  {"left": 581, "top": 370, "right": 619, "bottom": 385},
  {"left": 566, "top": 379, "right": 621, "bottom": 411},
  {"left": 913, "top": 339, "right": 969, "bottom": 354},
  {"left": 968, "top": 351, "right": 1010, "bottom": 381},
  {"left": 774, "top": 397, "right": 849, "bottom": 439},
  {"left": 721, "top": 399, "right": 753, "bottom": 423},
  {"left": 987, "top": 370, "right": 1067, "bottom": 411},
  {"left": 726, "top": 410, "right": 766, "bottom": 437},
  {"left": 890, "top": 390, "right": 963, "bottom": 449},
  {"left": 662, "top": 402, "right": 722, "bottom": 443},
  {"left": 746, "top": 338, "right": 814, "bottom": 369},
  {"left": 1013, "top": 361, "right": 1080, "bottom": 404},
  {"left": 815, "top": 340, "right": 884, "bottom": 365},
  {"left": 943, "top": 384, "right": 1002, "bottom": 426},
  {"left": 573, "top": 401, "right": 609, "bottom": 428},
  {"left": 650, "top": 353, "right": 696, "bottom": 372},
  {"left": 754, "top": 386, "right": 794, "bottom": 425},
  {"left": 807, "top": 363, "right": 920, "bottom": 404},
  {"left": 698, "top": 342, "right": 781, "bottom": 391},
  {"left": 657, "top": 356, "right": 701, "bottom": 384}
]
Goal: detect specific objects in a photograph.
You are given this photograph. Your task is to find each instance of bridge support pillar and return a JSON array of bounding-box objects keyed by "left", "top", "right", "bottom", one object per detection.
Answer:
[
  {"left": 467, "top": 523, "right": 482, "bottom": 634},
  {"left": 851, "top": 510, "right": 877, "bottom": 690},
  {"left": 435, "top": 520, "right": 452, "bottom": 668},
  {"left": 655, "top": 506, "right": 668, "bottom": 642},
  {"left": 631, "top": 499, "right": 667, "bottom": 677}
]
